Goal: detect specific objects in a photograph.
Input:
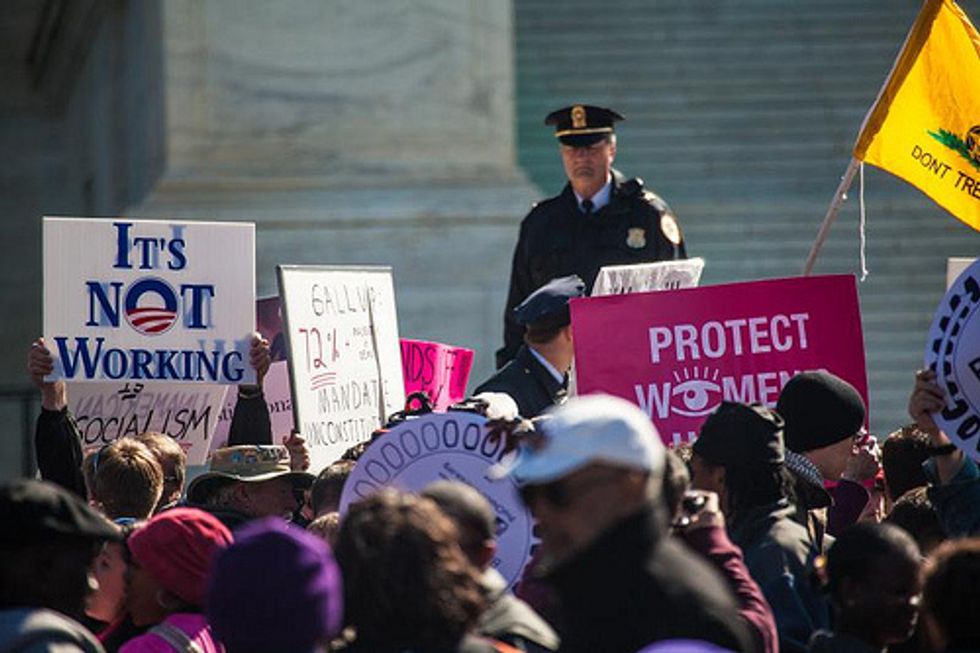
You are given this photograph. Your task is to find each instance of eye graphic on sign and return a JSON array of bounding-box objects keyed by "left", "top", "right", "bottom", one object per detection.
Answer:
[
  {"left": 670, "top": 368, "right": 722, "bottom": 417},
  {"left": 124, "top": 278, "right": 179, "bottom": 335}
]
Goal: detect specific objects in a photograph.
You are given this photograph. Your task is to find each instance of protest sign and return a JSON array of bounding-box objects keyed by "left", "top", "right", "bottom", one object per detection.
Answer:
[
  {"left": 44, "top": 217, "right": 255, "bottom": 384},
  {"left": 572, "top": 274, "right": 868, "bottom": 445},
  {"left": 257, "top": 295, "right": 288, "bottom": 362},
  {"left": 68, "top": 381, "right": 227, "bottom": 464},
  {"left": 400, "top": 339, "right": 474, "bottom": 411},
  {"left": 211, "top": 360, "right": 294, "bottom": 450},
  {"left": 592, "top": 258, "right": 705, "bottom": 296},
  {"left": 277, "top": 265, "right": 405, "bottom": 471},
  {"left": 339, "top": 412, "right": 537, "bottom": 588},
  {"left": 925, "top": 258, "right": 980, "bottom": 461},
  {"left": 947, "top": 257, "right": 975, "bottom": 290}
]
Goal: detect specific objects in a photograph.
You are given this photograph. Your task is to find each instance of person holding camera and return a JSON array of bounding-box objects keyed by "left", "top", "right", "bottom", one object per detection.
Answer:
[
  {"left": 664, "top": 451, "right": 778, "bottom": 653},
  {"left": 690, "top": 402, "right": 830, "bottom": 653}
]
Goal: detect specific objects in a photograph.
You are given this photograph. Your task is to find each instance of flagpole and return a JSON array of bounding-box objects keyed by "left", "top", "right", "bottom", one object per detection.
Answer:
[{"left": 802, "top": 157, "right": 861, "bottom": 275}]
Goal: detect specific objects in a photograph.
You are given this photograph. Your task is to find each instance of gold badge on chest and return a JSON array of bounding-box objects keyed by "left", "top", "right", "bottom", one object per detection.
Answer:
[{"left": 626, "top": 227, "right": 647, "bottom": 249}]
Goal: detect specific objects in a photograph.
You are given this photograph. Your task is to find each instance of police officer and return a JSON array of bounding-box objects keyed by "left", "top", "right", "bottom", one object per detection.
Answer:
[
  {"left": 475, "top": 275, "right": 584, "bottom": 418},
  {"left": 497, "top": 105, "right": 686, "bottom": 368}
]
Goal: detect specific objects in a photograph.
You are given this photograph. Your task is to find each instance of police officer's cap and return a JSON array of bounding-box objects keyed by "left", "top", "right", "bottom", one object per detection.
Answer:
[
  {"left": 514, "top": 275, "right": 586, "bottom": 331},
  {"left": 545, "top": 104, "right": 624, "bottom": 147}
]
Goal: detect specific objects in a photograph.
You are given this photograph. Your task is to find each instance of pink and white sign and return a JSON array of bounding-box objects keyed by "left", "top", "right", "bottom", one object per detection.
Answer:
[
  {"left": 400, "top": 339, "right": 474, "bottom": 411},
  {"left": 572, "top": 275, "right": 868, "bottom": 446},
  {"left": 211, "top": 361, "right": 295, "bottom": 451}
]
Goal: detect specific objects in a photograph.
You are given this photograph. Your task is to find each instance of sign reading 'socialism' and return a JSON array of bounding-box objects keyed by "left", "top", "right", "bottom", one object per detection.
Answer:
[
  {"left": 44, "top": 218, "right": 255, "bottom": 384},
  {"left": 68, "top": 381, "right": 228, "bottom": 465},
  {"left": 572, "top": 275, "right": 869, "bottom": 445}
]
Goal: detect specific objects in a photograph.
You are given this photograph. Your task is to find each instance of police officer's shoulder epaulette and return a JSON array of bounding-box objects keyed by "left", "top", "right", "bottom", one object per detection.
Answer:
[
  {"left": 521, "top": 196, "right": 558, "bottom": 229},
  {"left": 620, "top": 177, "right": 644, "bottom": 197},
  {"left": 638, "top": 189, "right": 670, "bottom": 215},
  {"left": 525, "top": 194, "right": 563, "bottom": 218}
]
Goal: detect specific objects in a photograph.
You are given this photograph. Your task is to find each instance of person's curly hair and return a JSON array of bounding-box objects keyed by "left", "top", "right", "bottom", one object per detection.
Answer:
[{"left": 334, "top": 489, "right": 485, "bottom": 650}]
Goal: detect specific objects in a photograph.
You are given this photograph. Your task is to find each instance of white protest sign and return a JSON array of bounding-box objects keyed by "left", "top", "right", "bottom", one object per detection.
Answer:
[
  {"left": 68, "top": 381, "right": 228, "bottom": 464},
  {"left": 592, "top": 257, "right": 705, "bottom": 296},
  {"left": 925, "top": 257, "right": 980, "bottom": 461},
  {"left": 211, "top": 360, "right": 294, "bottom": 450},
  {"left": 339, "top": 412, "right": 537, "bottom": 589},
  {"left": 44, "top": 218, "right": 255, "bottom": 384},
  {"left": 947, "top": 257, "right": 975, "bottom": 290},
  {"left": 277, "top": 265, "right": 405, "bottom": 472}
]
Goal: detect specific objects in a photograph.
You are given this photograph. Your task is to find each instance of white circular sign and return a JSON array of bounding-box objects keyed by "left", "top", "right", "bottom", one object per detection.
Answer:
[
  {"left": 925, "top": 258, "right": 980, "bottom": 462},
  {"left": 339, "top": 412, "right": 539, "bottom": 587}
]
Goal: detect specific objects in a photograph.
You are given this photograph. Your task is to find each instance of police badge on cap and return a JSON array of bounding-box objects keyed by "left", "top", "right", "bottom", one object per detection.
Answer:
[{"left": 545, "top": 105, "right": 625, "bottom": 147}]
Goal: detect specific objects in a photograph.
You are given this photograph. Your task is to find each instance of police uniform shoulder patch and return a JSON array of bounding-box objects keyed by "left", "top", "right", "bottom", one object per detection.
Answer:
[{"left": 660, "top": 212, "right": 682, "bottom": 245}]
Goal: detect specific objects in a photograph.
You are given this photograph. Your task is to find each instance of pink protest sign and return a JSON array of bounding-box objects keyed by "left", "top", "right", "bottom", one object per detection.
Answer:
[
  {"left": 256, "top": 296, "right": 288, "bottom": 363},
  {"left": 572, "top": 274, "right": 868, "bottom": 446},
  {"left": 400, "top": 339, "right": 475, "bottom": 411}
]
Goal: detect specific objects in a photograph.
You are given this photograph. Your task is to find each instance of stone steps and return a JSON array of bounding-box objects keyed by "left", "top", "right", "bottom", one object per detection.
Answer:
[{"left": 515, "top": 0, "right": 980, "bottom": 433}]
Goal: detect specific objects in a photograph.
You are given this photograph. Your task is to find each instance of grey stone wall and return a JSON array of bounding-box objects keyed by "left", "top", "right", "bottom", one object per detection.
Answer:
[{"left": 0, "top": 1, "right": 165, "bottom": 478}]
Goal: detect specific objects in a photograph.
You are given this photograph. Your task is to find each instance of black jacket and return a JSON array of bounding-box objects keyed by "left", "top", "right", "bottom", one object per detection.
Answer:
[
  {"left": 498, "top": 170, "right": 686, "bottom": 367},
  {"left": 730, "top": 502, "right": 830, "bottom": 653},
  {"left": 544, "top": 504, "right": 756, "bottom": 653},
  {"left": 474, "top": 345, "right": 565, "bottom": 419}
]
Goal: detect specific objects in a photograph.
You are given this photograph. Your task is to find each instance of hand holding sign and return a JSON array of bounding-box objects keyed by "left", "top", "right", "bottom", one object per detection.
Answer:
[
  {"left": 283, "top": 431, "right": 311, "bottom": 472},
  {"left": 908, "top": 369, "right": 946, "bottom": 435},
  {"left": 924, "top": 257, "right": 980, "bottom": 462},
  {"left": 28, "top": 338, "right": 67, "bottom": 411},
  {"left": 249, "top": 333, "right": 271, "bottom": 387}
]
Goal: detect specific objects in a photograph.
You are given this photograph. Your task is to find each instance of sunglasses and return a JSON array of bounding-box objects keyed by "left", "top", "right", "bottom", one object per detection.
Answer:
[
  {"left": 519, "top": 481, "right": 576, "bottom": 508},
  {"left": 518, "top": 468, "right": 622, "bottom": 508}
]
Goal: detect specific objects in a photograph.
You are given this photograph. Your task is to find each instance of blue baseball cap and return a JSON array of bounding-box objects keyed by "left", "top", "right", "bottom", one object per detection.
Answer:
[{"left": 514, "top": 275, "right": 586, "bottom": 330}]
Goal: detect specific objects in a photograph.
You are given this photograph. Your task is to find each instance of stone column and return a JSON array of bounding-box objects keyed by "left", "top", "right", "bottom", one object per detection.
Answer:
[{"left": 132, "top": 0, "right": 538, "bottom": 386}]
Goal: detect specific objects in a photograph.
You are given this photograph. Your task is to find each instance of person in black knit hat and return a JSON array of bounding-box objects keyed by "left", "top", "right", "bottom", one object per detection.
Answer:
[{"left": 776, "top": 371, "right": 881, "bottom": 552}]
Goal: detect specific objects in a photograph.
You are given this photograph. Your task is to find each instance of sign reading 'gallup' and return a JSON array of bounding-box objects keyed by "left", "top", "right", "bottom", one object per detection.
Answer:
[
  {"left": 277, "top": 265, "right": 405, "bottom": 472},
  {"left": 44, "top": 217, "right": 256, "bottom": 384}
]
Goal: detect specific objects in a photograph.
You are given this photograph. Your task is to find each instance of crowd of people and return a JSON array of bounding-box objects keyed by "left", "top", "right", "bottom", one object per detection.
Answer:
[
  {"left": 3, "top": 103, "right": 979, "bottom": 652},
  {"left": 3, "top": 336, "right": 979, "bottom": 653}
]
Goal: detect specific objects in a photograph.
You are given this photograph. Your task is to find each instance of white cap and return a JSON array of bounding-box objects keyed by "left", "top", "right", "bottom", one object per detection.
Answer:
[{"left": 491, "top": 394, "right": 665, "bottom": 485}]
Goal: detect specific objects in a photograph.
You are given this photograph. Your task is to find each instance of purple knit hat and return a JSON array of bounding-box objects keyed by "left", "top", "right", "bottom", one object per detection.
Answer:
[
  {"left": 206, "top": 518, "right": 343, "bottom": 652},
  {"left": 637, "top": 640, "right": 735, "bottom": 653}
]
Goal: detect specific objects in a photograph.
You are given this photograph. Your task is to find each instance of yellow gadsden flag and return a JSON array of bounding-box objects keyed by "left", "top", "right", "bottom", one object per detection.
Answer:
[{"left": 853, "top": 0, "right": 980, "bottom": 230}]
